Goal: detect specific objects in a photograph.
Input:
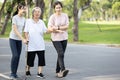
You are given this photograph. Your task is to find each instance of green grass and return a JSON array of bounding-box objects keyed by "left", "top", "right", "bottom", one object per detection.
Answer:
[
  {"left": 76, "top": 21, "right": 120, "bottom": 44},
  {"left": 0, "top": 21, "right": 120, "bottom": 44}
]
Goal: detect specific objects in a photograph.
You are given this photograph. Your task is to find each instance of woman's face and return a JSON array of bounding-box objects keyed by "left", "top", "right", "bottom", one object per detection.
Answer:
[
  {"left": 55, "top": 4, "right": 62, "bottom": 13},
  {"left": 19, "top": 6, "right": 26, "bottom": 15},
  {"left": 33, "top": 9, "right": 41, "bottom": 19}
]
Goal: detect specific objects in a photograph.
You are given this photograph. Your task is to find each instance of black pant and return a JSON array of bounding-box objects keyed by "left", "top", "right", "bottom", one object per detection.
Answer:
[
  {"left": 52, "top": 40, "right": 67, "bottom": 73},
  {"left": 27, "top": 51, "right": 45, "bottom": 67}
]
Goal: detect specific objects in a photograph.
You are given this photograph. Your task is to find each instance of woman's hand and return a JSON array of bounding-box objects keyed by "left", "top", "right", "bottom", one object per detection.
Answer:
[
  {"left": 22, "top": 39, "right": 28, "bottom": 44},
  {"left": 52, "top": 26, "right": 58, "bottom": 31}
]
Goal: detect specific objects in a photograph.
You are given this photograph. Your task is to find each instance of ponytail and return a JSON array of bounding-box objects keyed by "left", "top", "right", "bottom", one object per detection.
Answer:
[
  {"left": 13, "top": 9, "right": 18, "bottom": 16},
  {"left": 12, "top": 3, "right": 25, "bottom": 17}
]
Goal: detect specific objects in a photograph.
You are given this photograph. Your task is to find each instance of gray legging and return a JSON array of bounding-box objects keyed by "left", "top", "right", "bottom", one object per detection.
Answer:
[{"left": 52, "top": 40, "right": 67, "bottom": 73}]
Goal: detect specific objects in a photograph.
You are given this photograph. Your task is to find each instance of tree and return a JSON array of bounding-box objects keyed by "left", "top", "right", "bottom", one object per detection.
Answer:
[
  {"left": 0, "top": 0, "right": 27, "bottom": 35},
  {"left": 73, "top": 0, "right": 78, "bottom": 41},
  {"left": 48, "top": 0, "right": 54, "bottom": 18},
  {"left": 0, "top": 0, "right": 24, "bottom": 35},
  {"left": 25, "top": 0, "right": 33, "bottom": 18},
  {"left": 112, "top": 1, "right": 120, "bottom": 20},
  {"left": 73, "top": 0, "right": 92, "bottom": 41},
  {"left": 0, "top": 0, "right": 7, "bottom": 23},
  {"left": 35, "top": 0, "right": 45, "bottom": 19},
  {"left": 0, "top": 0, "right": 17, "bottom": 35}
]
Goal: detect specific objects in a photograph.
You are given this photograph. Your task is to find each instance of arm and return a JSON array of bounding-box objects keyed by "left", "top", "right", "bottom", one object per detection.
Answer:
[
  {"left": 46, "top": 27, "right": 53, "bottom": 33},
  {"left": 58, "top": 25, "right": 68, "bottom": 31},
  {"left": 58, "top": 14, "right": 69, "bottom": 31},
  {"left": 24, "top": 32, "right": 29, "bottom": 41},
  {"left": 47, "top": 26, "right": 64, "bottom": 33},
  {"left": 13, "top": 24, "right": 27, "bottom": 43}
]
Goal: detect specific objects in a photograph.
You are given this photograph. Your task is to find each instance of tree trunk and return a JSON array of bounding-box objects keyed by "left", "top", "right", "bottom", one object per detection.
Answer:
[
  {"left": 35, "top": 0, "right": 45, "bottom": 19},
  {"left": 73, "top": 0, "right": 79, "bottom": 41},
  {"left": 0, "top": 0, "right": 7, "bottom": 23},
  {"left": 78, "top": 8, "right": 83, "bottom": 21},
  {"left": 0, "top": 1, "right": 16, "bottom": 35},
  {"left": 48, "top": 0, "right": 54, "bottom": 18},
  {"left": 0, "top": 13, "right": 11, "bottom": 35},
  {"left": 25, "top": 0, "right": 30, "bottom": 18}
]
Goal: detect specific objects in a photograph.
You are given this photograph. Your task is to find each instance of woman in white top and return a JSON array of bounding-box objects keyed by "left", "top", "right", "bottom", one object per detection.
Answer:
[
  {"left": 24, "top": 7, "right": 52, "bottom": 78},
  {"left": 9, "top": 3, "right": 27, "bottom": 79},
  {"left": 48, "top": 1, "right": 69, "bottom": 78}
]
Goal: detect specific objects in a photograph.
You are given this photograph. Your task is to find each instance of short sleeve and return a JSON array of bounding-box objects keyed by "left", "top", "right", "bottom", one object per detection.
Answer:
[
  {"left": 48, "top": 15, "right": 54, "bottom": 28},
  {"left": 24, "top": 19, "right": 29, "bottom": 32},
  {"left": 42, "top": 21, "right": 47, "bottom": 33},
  {"left": 65, "top": 14, "right": 69, "bottom": 26},
  {"left": 12, "top": 16, "right": 17, "bottom": 25},
  {"left": 23, "top": 18, "right": 26, "bottom": 27}
]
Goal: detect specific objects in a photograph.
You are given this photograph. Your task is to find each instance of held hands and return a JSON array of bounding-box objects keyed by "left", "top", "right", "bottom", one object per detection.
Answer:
[
  {"left": 22, "top": 39, "right": 29, "bottom": 44},
  {"left": 22, "top": 39, "right": 27, "bottom": 44},
  {"left": 52, "top": 26, "right": 58, "bottom": 31}
]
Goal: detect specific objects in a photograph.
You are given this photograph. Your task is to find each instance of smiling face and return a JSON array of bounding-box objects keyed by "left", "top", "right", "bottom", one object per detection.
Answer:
[
  {"left": 55, "top": 4, "right": 62, "bottom": 14},
  {"left": 18, "top": 6, "right": 26, "bottom": 16},
  {"left": 32, "top": 7, "right": 41, "bottom": 19},
  {"left": 53, "top": 1, "right": 63, "bottom": 15}
]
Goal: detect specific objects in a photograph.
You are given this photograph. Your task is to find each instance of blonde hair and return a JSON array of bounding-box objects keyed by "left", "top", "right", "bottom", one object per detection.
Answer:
[{"left": 32, "top": 7, "right": 42, "bottom": 18}]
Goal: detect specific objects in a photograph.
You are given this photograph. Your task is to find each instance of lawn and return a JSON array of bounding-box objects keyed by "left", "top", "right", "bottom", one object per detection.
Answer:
[
  {"left": 68, "top": 21, "right": 120, "bottom": 44},
  {"left": 0, "top": 21, "right": 120, "bottom": 44}
]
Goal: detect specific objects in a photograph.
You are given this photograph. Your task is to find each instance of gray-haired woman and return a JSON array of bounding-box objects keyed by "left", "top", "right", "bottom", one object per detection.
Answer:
[{"left": 24, "top": 7, "right": 52, "bottom": 78}]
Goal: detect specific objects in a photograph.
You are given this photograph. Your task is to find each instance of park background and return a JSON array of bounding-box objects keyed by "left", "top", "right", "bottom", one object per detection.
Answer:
[{"left": 0, "top": 0, "right": 120, "bottom": 45}]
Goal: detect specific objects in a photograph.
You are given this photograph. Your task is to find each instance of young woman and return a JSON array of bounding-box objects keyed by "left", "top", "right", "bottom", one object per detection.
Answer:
[
  {"left": 9, "top": 3, "right": 27, "bottom": 79},
  {"left": 48, "top": 1, "right": 69, "bottom": 78},
  {"left": 24, "top": 7, "right": 52, "bottom": 78}
]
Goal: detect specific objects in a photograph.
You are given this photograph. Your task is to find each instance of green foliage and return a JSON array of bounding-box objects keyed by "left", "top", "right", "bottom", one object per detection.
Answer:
[
  {"left": 112, "top": 0, "right": 120, "bottom": 4},
  {"left": 63, "top": 0, "right": 73, "bottom": 17},
  {"left": 81, "top": 0, "right": 120, "bottom": 21},
  {"left": 102, "top": 2, "right": 112, "bottom": 9},
  {"left": 78, "top": 0, "right": 91, "bottom": 7},
  {"left": 112, "top": 2, "right": 120, "bottom": 14},
  {"left": 5, "top": 2, "right": 14, "bottom": 13}
]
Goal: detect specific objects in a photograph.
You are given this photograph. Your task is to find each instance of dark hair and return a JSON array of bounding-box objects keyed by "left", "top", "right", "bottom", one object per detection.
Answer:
[
  {"left": 13, "top": 3, "right": 25, "bottom": 16},
  {"left": 53, "top": 1, "right": 63, "bottom": 9}
]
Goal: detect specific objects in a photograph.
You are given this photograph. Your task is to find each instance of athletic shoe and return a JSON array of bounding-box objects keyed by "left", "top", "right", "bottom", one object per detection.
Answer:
[
  {"left": 62, "top": 70, "right": 69, "bottom": 77},
  {"left": 37, "top": 73, "right": 45, "bottom": 78},
  {"left": 9, "top": 75, "right": 16, "bottom": 80},
  {"left": 56, "top": 73, "right": 63, "bottom": 78},
  {"left": 26, "top": 71, "right": 31, "bottom": 76}
]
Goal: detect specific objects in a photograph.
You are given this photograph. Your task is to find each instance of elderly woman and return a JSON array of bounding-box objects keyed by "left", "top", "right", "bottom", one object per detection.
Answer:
[{"left": 24, "top": 7, "right": 51, "bottom": 78}]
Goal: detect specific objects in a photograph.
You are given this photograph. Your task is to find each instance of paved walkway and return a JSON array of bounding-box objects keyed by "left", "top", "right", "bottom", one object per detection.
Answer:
[{"left": 0, "top": 38, "right": 120, "bottom": 80}]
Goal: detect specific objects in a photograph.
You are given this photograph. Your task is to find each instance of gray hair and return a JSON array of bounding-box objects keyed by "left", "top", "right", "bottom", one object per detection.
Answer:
[{"left": 32, "top": 7, "right": 42, "bottom": 18}]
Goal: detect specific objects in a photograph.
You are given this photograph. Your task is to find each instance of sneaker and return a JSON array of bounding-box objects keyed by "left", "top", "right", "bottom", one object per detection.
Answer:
[
  {"left": 9, "top": 75, "right": 16, "bottom": 80},
  {"left": 37, "top": 73, "right": 45, "bottom": 78},
  {"left": 56, "top": 73, "right": 63, "bottom": 78},
  {"left": 62, "top": 70, "right": 69, "bottom": 77},
  {"left": 15, "top": 75, "right": 19, "bottom": 78},
  {"left": 26, "top": 71, "right": 31, "bottom": 76}
]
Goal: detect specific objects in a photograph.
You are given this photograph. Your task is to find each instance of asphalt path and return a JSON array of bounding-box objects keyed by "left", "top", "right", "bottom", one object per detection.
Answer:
[{"left": 0, "top": 38, "right": 120, "bottom": 80}]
